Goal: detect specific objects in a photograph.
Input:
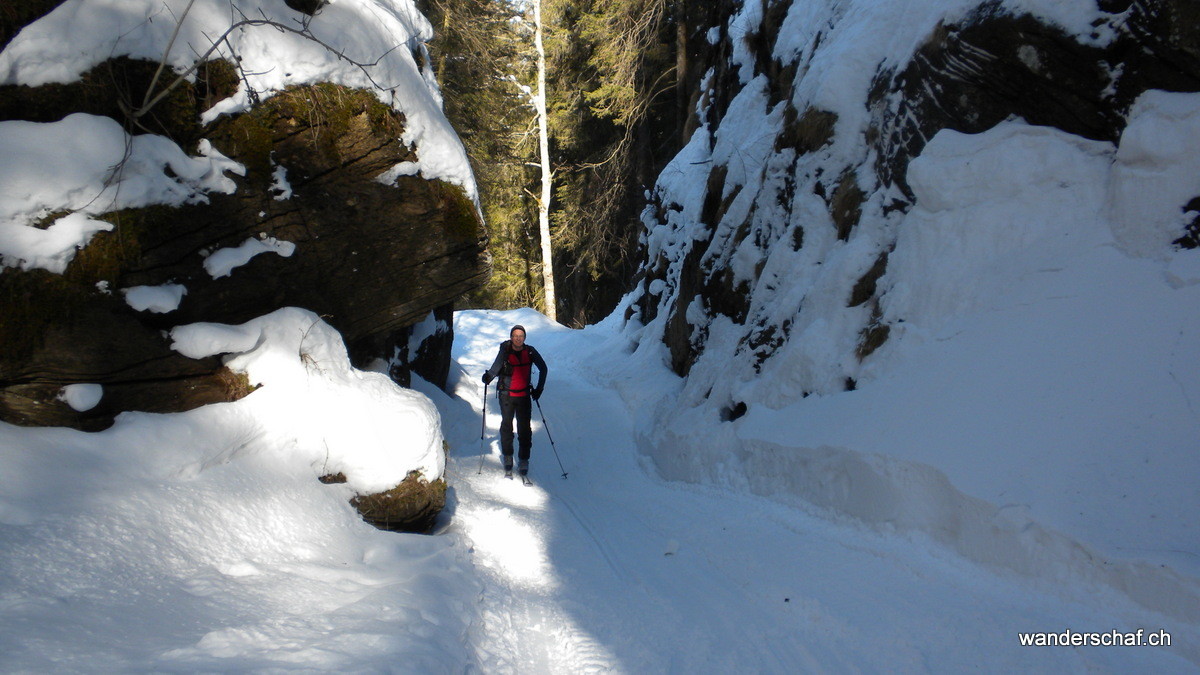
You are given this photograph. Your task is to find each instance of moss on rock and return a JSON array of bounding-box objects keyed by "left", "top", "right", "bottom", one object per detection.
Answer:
[
  {"left": 830, "top": 171, "right": 864, "bottom": 241},
  {"left": 0, "top": 269, "right": 85, "bottom": 366},
  {"left": 437, "top": 182, "right": 484, "bottom": 243},
  {"left": 349, "top": 471, "right": 447, "bottom": 534},
  {"left": 0, "top": 56, "right": 240, "bottom": 147}
]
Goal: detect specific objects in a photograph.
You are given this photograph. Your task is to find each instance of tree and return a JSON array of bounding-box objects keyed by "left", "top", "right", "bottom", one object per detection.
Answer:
[
  {"left": 543, "top": 0, "right": 681, "bottom": 324},
  {"left": 532, "top": 0, "right": 557, "bottom": 322},
  {"left": 418, "top": 0, "right": 543, "bottom": 312},
  {"left": 422, "top": 0, "right": 695, "bottom": 325}
]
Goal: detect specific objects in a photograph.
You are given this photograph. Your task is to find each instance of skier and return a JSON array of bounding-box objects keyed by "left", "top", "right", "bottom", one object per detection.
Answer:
[{"left": 482, "top": 325, "right": 548, "bottom": 481}]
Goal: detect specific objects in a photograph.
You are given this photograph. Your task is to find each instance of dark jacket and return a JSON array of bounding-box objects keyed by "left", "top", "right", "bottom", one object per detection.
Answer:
[{"left": 484, "top": 340, "right": 547, "bottom": 396}]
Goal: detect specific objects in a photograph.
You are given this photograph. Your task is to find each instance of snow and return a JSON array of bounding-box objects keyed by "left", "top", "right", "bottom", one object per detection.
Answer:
[
  {"left": 269, "top": 159, "right": 294, "bottom": 201},
  {"left": 1, "top": 308, "right": 459, "bottom": 669},
  {"left": 1, "top": 308, "right": 1197, "bottom": 670},
  {"left": 56, "top": 383, "right": 104, "bottom": 412},
  {"left": 1109, "top": 91, "right": 1200, "bottom": 258},
  {"left": 607, "top": 0, "right": 1200, "bottom": 666},
  {"left": 0, "top": 115, "right": 242, "bottom": 273},
  {"left": 123, "top": 283, "right": 188, "bottom": 313},
  {"left": 625, "top": 101, "right": 1200, "bottom": 630},
  {"left": 885, "top": 120, "right": 1113, "bottom": 327},
  {"left": 0, "top": 0, "right": 476, "bottom": 198},
  {"left": 0, "top": 211, "right": 112, "bottom": 274},
  {"left": 375, "top": 160, "right": 423, "bottom": 186},
  {"left": 169, "top": 307, "right": 444, "bottom": 493},
  {"left": 440, "top": 311, "right": 1199, "bottom": 670},
  {"left": 1, "top": 0, "right": 1198, "bottom": 670},
  {"left": 203, "top": 236, "right": 296, "bottom": 279},
  {"left": 625, "top": 100, "right": 1200, "bottom": 613},
  {"left": 0, "top": 115, "right": 242, "bottom": 226}
]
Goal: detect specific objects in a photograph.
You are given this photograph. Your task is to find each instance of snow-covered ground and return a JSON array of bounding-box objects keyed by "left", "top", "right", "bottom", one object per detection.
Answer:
[
  {"left": 442, "top": 309, "right": 1199, "bottom": 672},
  {"left": 621, "top": 2, "right": 1200, "bottom": 646},
  {"left": 2, "top": 307, "right": 1195, "bottom": 671}
]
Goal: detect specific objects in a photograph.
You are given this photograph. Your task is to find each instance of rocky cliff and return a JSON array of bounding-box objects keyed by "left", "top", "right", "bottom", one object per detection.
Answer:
[
  {"left": 629, "top": 0, "right": 1200, "bottom": 395},
  {"left": 613, "top": 0, "right": 1200, "bottom": 622},
  {"left": 0, "top": 0, "right": 487, "bottom": 430}
]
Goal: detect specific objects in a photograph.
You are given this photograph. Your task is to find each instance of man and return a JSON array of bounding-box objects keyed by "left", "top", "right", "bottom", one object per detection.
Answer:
[{"left": 482, "top": 325, "right": 548, "bottom": 480}]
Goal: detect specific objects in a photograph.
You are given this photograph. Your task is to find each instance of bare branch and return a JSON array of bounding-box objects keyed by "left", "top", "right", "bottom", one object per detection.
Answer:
[
  {"left": 133, "top": 11, "right": 405, "bottom": 121},
  {"left": 143, "top": 0, "right": 199, "bottom": 111}
]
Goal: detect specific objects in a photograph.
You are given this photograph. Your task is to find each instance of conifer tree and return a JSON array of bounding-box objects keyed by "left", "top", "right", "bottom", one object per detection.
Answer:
[{"left": 422, "top": 0, "right": 699, "bottom": 324}]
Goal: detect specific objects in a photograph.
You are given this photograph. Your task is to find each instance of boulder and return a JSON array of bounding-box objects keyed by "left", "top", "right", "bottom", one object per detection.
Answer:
[
  {"left": 0, "top": 56, "right": 488, "bottom": 430},
  {"left": 348, "top": 471, "right": 448, "bottom": 534}
]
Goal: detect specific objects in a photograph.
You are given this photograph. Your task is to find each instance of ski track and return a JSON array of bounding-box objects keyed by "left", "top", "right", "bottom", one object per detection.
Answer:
[{"left": 435, "top": 312, "right": 1198, "bottom": 673}]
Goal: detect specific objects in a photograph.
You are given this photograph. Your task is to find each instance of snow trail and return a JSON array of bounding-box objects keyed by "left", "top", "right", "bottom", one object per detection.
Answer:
[{"left": 424, "top": 309, "right": 1198, "bottom": 673}]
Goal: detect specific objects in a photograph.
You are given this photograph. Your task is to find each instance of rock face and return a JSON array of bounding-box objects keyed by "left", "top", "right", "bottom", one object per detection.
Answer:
[
  {"left": 0, "top": 52, "right": 487, "bottom": 429},
  {"left": 629, "top": 0, "right": 1200, "bottom": 387}
]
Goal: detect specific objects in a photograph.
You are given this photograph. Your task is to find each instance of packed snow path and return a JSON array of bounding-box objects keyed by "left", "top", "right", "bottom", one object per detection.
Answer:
[{"left": 434, "top": 310, "right": 1195, "bottom": 673}]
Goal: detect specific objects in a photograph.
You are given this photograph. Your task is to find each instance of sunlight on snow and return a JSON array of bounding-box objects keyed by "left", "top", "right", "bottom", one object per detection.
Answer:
[{"left": 467, "top": 502, "right": 556, "bottom": 590}]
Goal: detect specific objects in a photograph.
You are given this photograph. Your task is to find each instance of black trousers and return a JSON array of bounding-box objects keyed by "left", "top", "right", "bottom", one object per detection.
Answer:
[{"left": 498, "top": 393, "right": 532, "bottom": 462}]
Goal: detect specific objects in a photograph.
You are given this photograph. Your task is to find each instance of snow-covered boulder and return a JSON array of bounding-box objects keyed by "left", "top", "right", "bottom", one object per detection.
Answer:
[{"left": 0, "top": 0, "right": 486, "bottom": 429}]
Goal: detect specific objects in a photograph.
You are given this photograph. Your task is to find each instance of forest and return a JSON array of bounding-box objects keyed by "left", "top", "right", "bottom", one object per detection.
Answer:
[{"left": 419, "top": 0, "right": 715, "bottom": 325}]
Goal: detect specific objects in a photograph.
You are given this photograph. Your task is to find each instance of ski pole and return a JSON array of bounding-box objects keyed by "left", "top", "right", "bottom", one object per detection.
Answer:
[
  {"left": 534, "top": 398, "right": 568, "bottom": 479},
  {"left": 477, "top": 381, "right": 489, "bottom": 475}
]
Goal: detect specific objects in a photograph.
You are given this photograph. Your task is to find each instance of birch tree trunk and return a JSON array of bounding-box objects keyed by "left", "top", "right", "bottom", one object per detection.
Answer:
[{"left": 533, "top": 0, "right": 557, "bottom": 321}]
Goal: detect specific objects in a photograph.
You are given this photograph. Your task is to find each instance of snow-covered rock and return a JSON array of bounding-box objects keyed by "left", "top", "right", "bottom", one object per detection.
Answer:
[
  {"left": 0, "top": 0, "right": 486, "bottom": 429},
  {"left": 617, "top": 0, "right": 1200, "bottom": 628}
]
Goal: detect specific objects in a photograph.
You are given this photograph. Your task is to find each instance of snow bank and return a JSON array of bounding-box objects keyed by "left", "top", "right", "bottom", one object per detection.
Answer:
[
  {"left": 1109, "top": 90, "right": 1200, "bottom": 258},
  {"left": 618, "top": 105, "right": 1200, "bottom": 624},
  {"left": 614, "top": 0, "right": 1200, "bottom": 631},
  {"left": 0, "top": 411, "right": 472, "bottom": 670},
  {"left": 0, "top": 308, "right": 462, "bottom": 669},
  {"left": 0, "top": 0, "right": 475, "bottom": 197},
  {"left": 171, "top": 307, "right": 444, "bottom": 492}
]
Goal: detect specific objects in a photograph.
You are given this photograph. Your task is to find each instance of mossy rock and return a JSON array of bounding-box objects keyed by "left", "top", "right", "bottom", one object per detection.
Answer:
[
  {"left": 0, "top": 56, "right": 239, "bottom": 147},
  {"left": 0, "top": 269, "right": 78, "bottom": 366},
  {"left": 436, "top": 182, "right": 484, "bottom": 243},
  {"left": 830, "top": 171, "right": 864, "bottom": 241},
  {"left": 209, "top": 83, "right": 408, "bottom": 180},
  {"left": 63, "top": 206, "right": 170, "bottom": 287},
  {"left": 855, "top": 302, "right": 891, "bottom": 361},
  {"left": 776, "top": 105, "right": 837, "bottom": 155},
  {"left": 350, "top": 471, "right": 447, "bottom": 534},
  {"left": 0, "top": 44, "right": 488, "bottom": 428}
]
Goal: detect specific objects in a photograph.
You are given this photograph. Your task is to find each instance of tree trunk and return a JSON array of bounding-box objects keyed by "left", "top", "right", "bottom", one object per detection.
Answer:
[
  {"left": 534, "top": 0, "right": 557, "bottom": 322},
  {"left": 676, "top": 3, "right": 691, "bottom": 145}
]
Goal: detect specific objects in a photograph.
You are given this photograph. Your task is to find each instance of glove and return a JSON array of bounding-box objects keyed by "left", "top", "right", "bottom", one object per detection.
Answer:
[
  {"left": 482, "top": 372, "right": 493, "bottom": 385},
  {"left": 531, "top": 387, "right": 542, "bottom": 401}
]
